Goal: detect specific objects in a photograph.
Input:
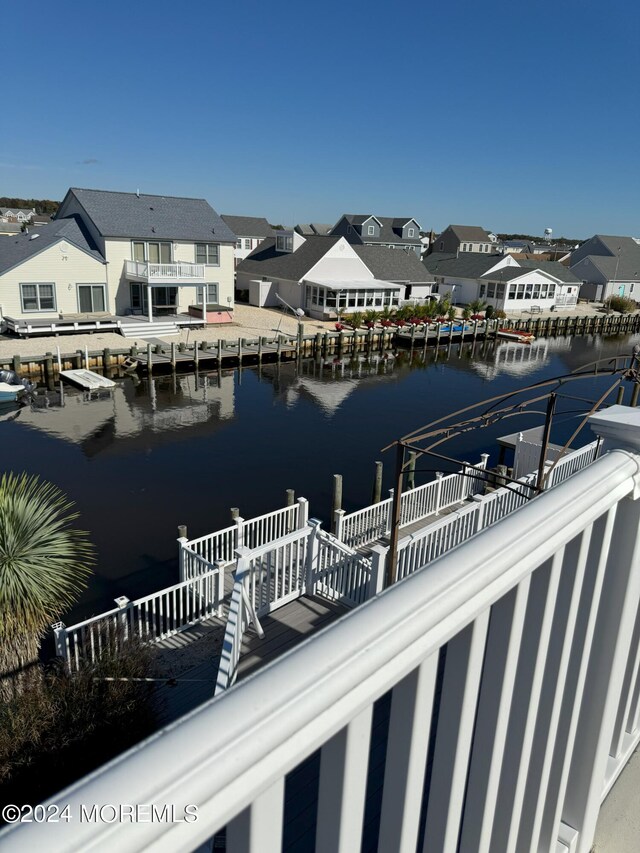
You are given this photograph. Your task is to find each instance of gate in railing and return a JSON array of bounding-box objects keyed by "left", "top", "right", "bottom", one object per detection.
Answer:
[
  {"left": 216, "top": 522, "right": 381, "bottom": 693},
  {"left": 52, "top": 566, "right": 224, "bottom": 672}
]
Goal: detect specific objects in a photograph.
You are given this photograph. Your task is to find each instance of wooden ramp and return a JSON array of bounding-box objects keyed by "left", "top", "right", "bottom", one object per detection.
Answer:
[{"left": 59, "top": 369, "right": 116, "bottom": 390}]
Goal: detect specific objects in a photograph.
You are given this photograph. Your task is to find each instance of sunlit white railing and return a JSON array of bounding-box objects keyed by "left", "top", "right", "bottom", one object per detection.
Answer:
[
  {"left": 124, "top": 260, "right": 206, "bottom": 281},
  {"left": 335, "top": 458, "right": 489, "bottom": 549},
  {"left": 52, "top": 567, "right": 224, "bottom": 672},
  {"left": 312, "top": 527, "right": 381, "bottom": 608},
  {"left": 20, "top": 431, "right": 640, "bottom": 853}
]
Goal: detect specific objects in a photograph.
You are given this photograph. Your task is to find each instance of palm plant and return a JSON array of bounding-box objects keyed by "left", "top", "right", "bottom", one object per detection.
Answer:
[
  {"left": 348, "top": 311, "right": 363, "bottom": 330},
  {"left": 447, "top": 305, "right": 457, "bottom": 322},
  {"left": 0, "top": 474, "right": 94, "bottom": 680},
  {"left": 469, "top": 298, "right": 487, "bottom": 315}
]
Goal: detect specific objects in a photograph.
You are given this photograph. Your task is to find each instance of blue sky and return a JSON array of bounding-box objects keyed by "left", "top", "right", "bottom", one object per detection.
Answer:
[{"left": 3, "top": 0, "right": 639, "bottom": 239}]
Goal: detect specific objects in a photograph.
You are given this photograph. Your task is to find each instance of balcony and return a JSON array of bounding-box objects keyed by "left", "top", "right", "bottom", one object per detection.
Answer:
[
  {"left": 4, "top": 407, "right": 640, "bottom": 853},
  {"left": 124, "top": 259, "right": 205, "bottom": 283}
]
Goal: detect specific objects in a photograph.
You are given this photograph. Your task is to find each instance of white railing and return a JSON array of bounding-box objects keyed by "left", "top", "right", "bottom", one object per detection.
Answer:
[
  {"left": 53, "top": 568, "right": 224, "bottom": 672},
  {"left": 335, "top": 459, "right": 489, "bottom": 550},
  {"left": 124, "top": 260, "right": 206, "bottom": 281},
  {"left": 182, "top": 499, "right": 307, "bottom": 576},
  {"left": 17, "top": 438, "right": 640, "bottom": 853},
  {"left": 547, "top": 440, "right": 600, "bottom": 487},
  {"left": 311, "top": 527, "right": 380, "bottom": 608},
  {"left": 215, "top": 560, "right": 264, "bottom": 696}
]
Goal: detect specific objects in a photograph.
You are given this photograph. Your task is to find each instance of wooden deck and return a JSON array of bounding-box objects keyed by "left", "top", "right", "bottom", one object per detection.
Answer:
[
  {"left": 133, "top": 340, "right": 297, "bottom": 371},
  {"left": 152, "top": 594, "right": 347, "bottom": 727}
]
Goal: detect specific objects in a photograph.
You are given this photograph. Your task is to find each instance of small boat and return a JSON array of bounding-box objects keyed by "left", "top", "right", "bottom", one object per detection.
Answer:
[
  {"left": 497, "top": 328, "right": 536, "bottom": 344},
  {"left": 0, "top": 370, "right": 36, "bottom": 401}
]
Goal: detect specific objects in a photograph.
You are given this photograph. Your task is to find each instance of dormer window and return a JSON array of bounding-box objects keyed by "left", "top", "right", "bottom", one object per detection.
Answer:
[
  {"left": 276, "top": 234, "right": 293, "bottom": 252},
  {"left": 367, "top": 225, "right": 375, "bottom": 236},
  {"left": 408, "top": 228, "right": 415, "bottom": 238}
]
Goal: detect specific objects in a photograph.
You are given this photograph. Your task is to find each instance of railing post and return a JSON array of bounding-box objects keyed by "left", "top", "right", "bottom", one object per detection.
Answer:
[
  {"left": 368, "top": 544, "right": 388, "bottom": 598},
  {"left": 235, "top": 515, "right": 245, "bottom": 550},
  {"left": 215, "top": 560, "right": 226, "bottom": 617},
  {"left": 297, "top": 496, "right": 309, "bottom": 529},
  {"left": 480, "top": 452, "right": 490, "bottom": 470},
  {"left": 305, "top": 519, "right": 322, "bottom": 595},
  {"left": 177, "top": 535, "right": 189, "bottom": 582},
  {"left": 114, "top": 596, "right": 130, "bottom": 645},
  {"left": 434, "top": 473, "right": 444, "bottom": 515},
  {"left": 51, "top": 621, "right": 67, "bottom": 661},
  {"left": 386, "top": 489, "right": 395, "bottom": 535},
  {"left": 472, "top": 494, "right": 485, "bottom": 533},
  {"left": 334, "top": 508, "right": 345, "bottom": 541}
]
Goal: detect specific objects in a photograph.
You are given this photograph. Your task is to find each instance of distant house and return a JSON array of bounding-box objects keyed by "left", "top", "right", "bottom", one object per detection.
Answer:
[
  {"left": 0, "top": 187, "right": 236, "bottom": 326},
  {"left": 432, "top": 225, "right": 494, "bottom": 255},
  {"left": 294, "top": 223, "right": 333, "bottom": 237},
  {"left": 221, "top": 215, "right": 275, "bottom": 268},
  {"left": 569, "top": 235, "right": 640, "bottom": 302},
  {"left": 31, "top": 214, "right": 52, "bottom": 227},
  {"left": 0, "top": 207, "right": 35, "bottom": 224},
  {"left": 330, "top": 214, "right": 423, "bottom": 256},
  {"left": 0, "top": 222, "right": 22, "bottom": 236},
  {"left": 352, "top": 245, "right": 434, "bottom": 302},
  {"left": 236, "top": 234, "right": 407, "bottom": 319},
  {"left": 423, "top": 252, "right": 580, "bottom": 311}
]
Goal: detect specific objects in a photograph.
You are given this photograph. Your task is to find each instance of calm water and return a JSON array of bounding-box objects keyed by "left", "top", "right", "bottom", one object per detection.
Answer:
[{"left": 2, "top": 332, "right": 637, "bottom": 622}]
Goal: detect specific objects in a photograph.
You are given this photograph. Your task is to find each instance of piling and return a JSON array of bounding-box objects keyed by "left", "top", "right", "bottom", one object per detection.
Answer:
[
  {"left": 407, "top": 451, "right": 417, "bottom": 490},
  {"left": 177, "top": 524, "right": 188, "bottom": 539},
  {"left": 44, "top": 352, "right": 53, "bottom": 380},
  {"left": 147, "top": 343, "right": 153, "bottom": 375},
  {"left": 617, "top": 386, "right": 625, "bottom": 405},
  {"left": 170, "top": 343, "right": 176, "bottom": 369},
  {"left": 631, "top": 383, "right": 640, "bottom": 408},
  {"left": 372, "top": 460, "right": 383, "bottom": 504},
  {"left": 238, "top": 337, "right": 243, "bottom": 363},
  {"left": 194, "top": 342, "right": 200, "bottom": 368},
  {"left": 277, "top": 335, "right": 282, "bottom": 362},
  {"left": 331, "top": 474, "right": 343, "bottom": 533},
  {"left": 258, "top": 336, "right": 263, "bottom": 364},
  {"left": 230, "top": 507, "right": 240, "bottom": 521},
  {"left": 286, "top": 488, "right": 295, "bottom": 506},
  {"left": 218, "top": 339, "right": 223, "bottom": 364}
]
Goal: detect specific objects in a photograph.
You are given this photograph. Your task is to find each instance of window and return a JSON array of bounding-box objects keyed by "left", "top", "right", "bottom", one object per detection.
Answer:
[
  {"left": 367, "top": 225, "right": 375, "bottom": 236},
  {"left": 408, "top": 228, "right": 415, "bottom": 238},
  {"left": 496, "top": 284, "right": 505, "bottom": 298},
  {"left": 462, "top": 244, "right": 467, "bottom": 252},
  {"left": 439, "top": 241, "right": 444, "bottom": 250},
  {"left": 197, "top": 283, "right": 219, "bottom": 304},
  {"left": 195, "top": 243, "right": 220, "bottom": 265},
  {"left": 236, "top": 239, "right": 242, "bottom": 249},
  {"left": 487, "top": 284, "right": 495, "bottom": 298},
  {"left": 78, "top": 284, "right": 106, "bottom": 313},
  {"left": 21, "top": 282, "right": 56, "bottom": 312},
  {"left": 480, "top": 284, "right": 486, "bottom": 297},
  {"left": 132, "top": 241, "right": 171, "bottom": 263},
  {"left": 276, "top": 234, "right": 293, "bottom": 252},
  {"left": 244, "top": 239, "right": 251, "bottom": 250}
]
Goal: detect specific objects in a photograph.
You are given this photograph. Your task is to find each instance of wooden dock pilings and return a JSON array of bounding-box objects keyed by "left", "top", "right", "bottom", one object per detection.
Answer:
[{"left": 3, "top": 312, "right": 640, "bottom": 379}]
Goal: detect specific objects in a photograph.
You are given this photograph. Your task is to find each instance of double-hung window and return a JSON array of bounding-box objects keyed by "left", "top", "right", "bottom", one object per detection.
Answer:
[
  {"left": 196, "top": 283, "right": 219, "bottom": 304},
  {"left": 367, "top": 225, "right": 375, "bottom": 236},
  {"left": 21, "top": 283, "right": 56, "bottom": 312},
  {"left": 244, "top": 239, "right": 251, "bottom": 250},
  {"left": 195, "top": 243, "right": 220, "bottom": 265}
]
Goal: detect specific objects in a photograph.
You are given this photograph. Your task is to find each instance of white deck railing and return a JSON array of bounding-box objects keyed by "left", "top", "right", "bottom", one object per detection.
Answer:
[
  {"left": 124, "top": 260, "right": 206, "bottom": 282},
  {"left": 52, "top": 567, "right": 224, "bottom": 672},
  {"left": 312, "top": 527, "right": 379, "bottom": 608},
  {"left": 17, "top": 431, "right": 640, "bottom": 853},
  {"left": 335, "top": 457, "right": 488, "bottom": 549}
]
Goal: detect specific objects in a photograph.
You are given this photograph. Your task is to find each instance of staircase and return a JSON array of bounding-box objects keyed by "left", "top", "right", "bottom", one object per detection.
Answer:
[{"left": 118, "top": 319, "right": 180, "bottom": 339}]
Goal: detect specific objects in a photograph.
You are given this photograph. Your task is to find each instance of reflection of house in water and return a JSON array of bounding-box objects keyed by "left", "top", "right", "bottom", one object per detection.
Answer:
[
  {"left": 16, "top": 372, "right": 236, "bottom": 456},
  {"left": 261, "top": 355, "right": 399, "bottom": 417},
  {"left": 471, "top": 337, "right": 573, "bottom": 381}
]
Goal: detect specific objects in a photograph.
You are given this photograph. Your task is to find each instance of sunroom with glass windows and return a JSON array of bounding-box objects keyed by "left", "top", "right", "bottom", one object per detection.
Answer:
[{"left": 303, "top": 278, "right": 402, "bottom": 319}]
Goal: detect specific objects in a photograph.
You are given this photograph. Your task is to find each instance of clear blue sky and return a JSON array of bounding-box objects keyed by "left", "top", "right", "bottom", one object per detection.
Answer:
[{"left": 3, "top": 0, "right": 639, "bottom": 239}]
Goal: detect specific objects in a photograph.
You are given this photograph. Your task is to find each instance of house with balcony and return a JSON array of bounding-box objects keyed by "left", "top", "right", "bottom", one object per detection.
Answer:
[
  {"left": 221, "top": 214, "right": 275, "bottom": 268},
  {"left": 5, "top": 405, "right": 640, "bottom": 853},
  {"left": 330, "top": 213, "right": 423, "bottom": 256},
  {"left": 48, "top": 187, "right": 237, "bottom": 331}
]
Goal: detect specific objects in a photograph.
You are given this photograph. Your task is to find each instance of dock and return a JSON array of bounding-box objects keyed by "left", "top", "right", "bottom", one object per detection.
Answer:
[{"left": 59, "top": 369, "right": 116, "bottom": 390}]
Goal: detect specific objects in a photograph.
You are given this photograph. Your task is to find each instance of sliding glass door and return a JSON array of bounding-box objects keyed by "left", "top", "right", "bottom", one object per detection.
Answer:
[{"left": 78, "top": 284, "right": 106, "bottom": 313}]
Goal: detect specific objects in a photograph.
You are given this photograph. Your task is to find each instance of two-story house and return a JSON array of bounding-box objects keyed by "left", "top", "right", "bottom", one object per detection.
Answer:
[
  {"left": 221, "top": 215, "right": 275, "bottom": 268},
  {"left": 330, "top": 214, "right": 423, "bottom": 256},
  {"left": 0, "top": 188, "right": 236, "bottom": 333},
  {"left": 431, "top": 224, "right": 495, "bottom": 255}
]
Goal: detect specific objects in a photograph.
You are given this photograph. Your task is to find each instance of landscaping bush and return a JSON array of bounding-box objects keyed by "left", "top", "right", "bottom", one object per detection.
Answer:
[
  {"left": 604, "top": 295, "right": 636, "bottom": 314},
  {"left": 484, "top": 304, "right": 494, "bottom": 319},
  {"left": 492, "top": 309, "right": 507, "bottom": 319},
  {"left": 0, "top": 639, "right": 156, "bottom": 810}
]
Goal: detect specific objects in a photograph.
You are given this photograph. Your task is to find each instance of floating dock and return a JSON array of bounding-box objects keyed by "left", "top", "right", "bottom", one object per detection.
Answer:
[{"left": 59, "top": 369, "right": 116, "bottom": 390}]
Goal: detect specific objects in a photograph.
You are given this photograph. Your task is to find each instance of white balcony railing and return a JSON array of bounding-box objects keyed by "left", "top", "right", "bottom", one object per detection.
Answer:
[
  {"left": 7, "top": 408, "right": 640, "bottom": 853},
  {"left": 124, "top": 259, "right": 206, "bottom": 282}
]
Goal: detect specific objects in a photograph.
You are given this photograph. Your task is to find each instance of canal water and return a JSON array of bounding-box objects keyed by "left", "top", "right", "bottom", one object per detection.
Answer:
[{"left": 1, "top": 332, "right": 637, "bottom": 623}]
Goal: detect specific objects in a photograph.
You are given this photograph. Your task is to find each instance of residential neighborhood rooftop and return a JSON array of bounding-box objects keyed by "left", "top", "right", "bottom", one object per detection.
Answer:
[
  {"left": 0, "top": 214, "right": 104, "bottom": 275},
  {"left": 220, "top": 214, "right": 274, "bottom": 238},
  {"left": 237, "top": 234, "right": 342, "bottom": 280},
  {"left": 353, "top": 244, "right": 434, "bottom": 282}
]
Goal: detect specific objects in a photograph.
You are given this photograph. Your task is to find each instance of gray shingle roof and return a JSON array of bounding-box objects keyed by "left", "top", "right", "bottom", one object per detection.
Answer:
[
  {"left": 447, "top": 225, "right": 492, "bottom": 242},
  {"left": 59, "top": 188, "right": 236, "bottom": 243},
  {"left": 353, "top": 245, "right": 434, "bottom": 282},
  {"left": 423, "top": 252, "right": 505, "bottom": 278},
  {"left": 221, "top": 215, "right": 274, "bottom": 239},
  {"left": 237, "top": 235, "right": 342, "bottom": 280},
  {"left": 295, "top": 223, "right": 334, "bottom": 237},
  {"left": 570, "top": 235, "right": 640, "bottom": 282},
  {"left": 336, "top": 213, "right": 422, "bottom": 246},
  {"left": 310, "top": 223, "right": 333, "bottom": 236},
  {"left": 0, "top": 215, "right": 105, "bottom": 276},
  {"left": 511, "top": 259, "right": 580, "bottom": 283}
]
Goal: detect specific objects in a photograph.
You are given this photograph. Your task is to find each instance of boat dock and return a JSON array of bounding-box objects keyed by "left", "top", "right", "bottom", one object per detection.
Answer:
[{"left": 59, "top": 369, "right": 116, "bottom": 390}]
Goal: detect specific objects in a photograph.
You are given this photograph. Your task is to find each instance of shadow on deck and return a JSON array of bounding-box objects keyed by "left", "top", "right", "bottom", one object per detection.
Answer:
[{"left": 151, "top": 594, "right": 347, "bottom": 728}]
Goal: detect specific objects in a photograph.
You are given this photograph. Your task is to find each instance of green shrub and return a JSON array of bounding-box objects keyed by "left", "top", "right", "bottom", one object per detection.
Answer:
[
  {"left": 493, "top": 309, "right": 507, "bottom": 319},
  {"left": 484, "top": 304, "right": 494, "bottom": 318}
]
